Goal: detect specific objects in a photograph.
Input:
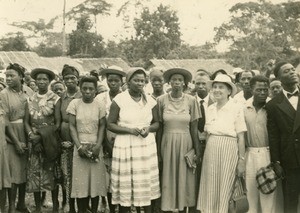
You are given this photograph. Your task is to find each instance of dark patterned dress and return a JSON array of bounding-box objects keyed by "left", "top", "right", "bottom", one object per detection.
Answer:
[{"left": 26, "top": 91, "right": 59, "bottom": 192}]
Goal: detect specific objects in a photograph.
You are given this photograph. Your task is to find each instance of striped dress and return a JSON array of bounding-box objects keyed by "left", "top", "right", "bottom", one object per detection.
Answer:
[
  {"left": 197, "top": 99, "right": 246, "bottom": 213},
  {"left": 111, "top": 91, "right": 160, "bottom": 207}
]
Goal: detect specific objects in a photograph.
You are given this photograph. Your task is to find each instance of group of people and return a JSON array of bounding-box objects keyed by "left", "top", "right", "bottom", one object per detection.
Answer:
[{"left": 0, "top": 60, "right": 299, "bottom": 213}]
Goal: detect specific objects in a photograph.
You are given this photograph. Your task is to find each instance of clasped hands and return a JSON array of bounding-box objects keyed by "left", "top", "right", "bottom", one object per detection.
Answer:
[{"left": 130, "top": 127, "right": 150, "bottom": 138}]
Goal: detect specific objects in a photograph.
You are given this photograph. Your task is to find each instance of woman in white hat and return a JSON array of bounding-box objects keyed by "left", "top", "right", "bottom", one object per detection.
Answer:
[{"left": 196, "top": 74, "right": 247, "bottom": 213}]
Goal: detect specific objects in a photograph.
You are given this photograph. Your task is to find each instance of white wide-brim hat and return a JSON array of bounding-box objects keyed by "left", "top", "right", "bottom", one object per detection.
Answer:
[{"left": 209, "top": 74, "right": 237, "bottom": 97}]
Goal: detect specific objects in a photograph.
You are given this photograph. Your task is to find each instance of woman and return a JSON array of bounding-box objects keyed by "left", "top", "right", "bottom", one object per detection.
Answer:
[
  {"left": 24, "top": 68, "right": 61, "bottom": 212},
  {"left": 60, "top": 65, "right": 82, "bottom": 213},
  {"left": 157, "top": 68, "right": 200, "bottom": 213},
  {"left": 28, "top": 80, "right": 37, "bottom": 92},
  {"left": 98, "top": 65, "right": 126, "bottom": 213},
  {"left": 149, "top": 68, "right": 165, "bottom": 100},
  {"left": 0, "top": 63, "right": 34, "bottom": 213},
  {"left": 197, "top": 74, "right": 246, "bottom": 213},
  {"left": 108, "top": 68, "right": 160, "bottom": 213},
  {"left": 67, "top": 76, "right": 107, "bottom": 213},
  {"left": 0, "top": 98, "right": 11, "bottom": 212}
]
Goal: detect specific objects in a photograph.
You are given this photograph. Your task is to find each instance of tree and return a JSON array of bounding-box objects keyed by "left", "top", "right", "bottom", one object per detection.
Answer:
[
  {"left": 214, "top": 1, "right": 300, "bottom": 70},
  {"left": 0, "top": 32, "right": 30, "bottom": 51},
  {"left": 128, "top": 4, "right": 181, "bottom": 66},
  {"left": 66, "top": 0, "right": 111, "bottom": 34},
  {"left": 69, "top": 16, "right": 105, "bottom": 57}
]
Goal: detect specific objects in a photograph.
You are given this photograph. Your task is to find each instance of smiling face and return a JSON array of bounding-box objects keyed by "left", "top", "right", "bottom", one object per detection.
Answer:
[
  {"left": 128, "top": 73, "right": 146, "bottom": 93},
  {"left": 278, "top": 63, "right": 299, "bottom": 86},
  {"left": 5, "top": 69, "right": 22, "bottom": 89},
  {"left": 63, "top": 74, "right": 78, "bottom": 90},
  {"left": 212, "top": 82, "right": 232, "bottom": 101}
]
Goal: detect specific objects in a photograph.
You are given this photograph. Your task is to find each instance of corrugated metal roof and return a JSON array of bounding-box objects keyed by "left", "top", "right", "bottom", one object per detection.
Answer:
[
  {"left": 149, "top": 59, "right": 234, "bottom": 76},
  {"left": 0, "top": 52, "right": 130, "bottom": 75},
  {"left": 74, "top": 58, "right": 131, "bottom": 73}
]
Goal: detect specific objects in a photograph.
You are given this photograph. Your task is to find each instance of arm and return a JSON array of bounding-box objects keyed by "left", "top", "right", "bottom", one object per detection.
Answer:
[
  {"left": 54, "top": 98, "right": 61, "bottom": 132},
  {"left": 5, "top": 114, "right": 25, "bottom": 154},
  {"left": 140, "top": 105, "right": 159, "bottom": 137},
  {"left": 92, "top": 117, "right": 106, "bottom": 157},
  {"left": 190, "top": 119, "right": 201, "bottom": 164},
  {"left": 236, "top": 131, "right": 246, "bottom": 177},
  {"left": 107, "top": 101, "right": 140, "bottom": 136}
]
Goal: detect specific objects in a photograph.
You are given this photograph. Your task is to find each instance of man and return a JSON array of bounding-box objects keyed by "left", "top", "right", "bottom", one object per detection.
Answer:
[
  {"left": 269, "top": 79, "right": 282, "bottom": 99},
  {"left": 193, "top": 73, "right": 214, "bottom": 198},
  {"left": 149, "top": 68, "right": 164, "bottom": 99},
  {"left": 266, "top": 61, "right": 300, "bottom": 213},
  {"left": 244, "top": 75, "right": 277, "bottom": 213},
  {"left": 233, "top": 70, "right": 255, "bottom": 105}
]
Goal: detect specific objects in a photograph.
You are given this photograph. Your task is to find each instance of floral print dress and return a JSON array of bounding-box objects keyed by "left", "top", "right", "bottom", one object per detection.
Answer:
[{"left": 26, "top": 91, "right": 59, "bottom": 192}]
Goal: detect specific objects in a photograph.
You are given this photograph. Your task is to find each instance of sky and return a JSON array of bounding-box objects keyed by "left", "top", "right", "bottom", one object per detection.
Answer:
[{"left": 0, "top": 0, "right": 286, "bottom": 49}]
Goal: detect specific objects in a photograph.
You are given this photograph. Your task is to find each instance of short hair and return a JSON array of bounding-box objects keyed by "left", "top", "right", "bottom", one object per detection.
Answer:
[
  {"left": 237, "top": 70, "right": 255, "bottom": 82},
  {"left": 250, "top": 75, "right": 269, "bottom": 88},
  {"left": 106, "top": 73, "right": 123, "bottom": 82},
  {"left": 196, "top": 68, "right": 211, "bottom": 78},
  {"left": 273, "top": 61, "right": 289, "bottom": 78},
  {"left": 128, "top": 70, "right": 146, "bottom": 82},
  {"left": 52, "top": 81, "right": 65, "bottom": 88},
  {"left": 90, "top": 70, "right": 99, "bottom": 81},
  {"left": 79, "top": 76, "right": 98, "bottom": 89}
]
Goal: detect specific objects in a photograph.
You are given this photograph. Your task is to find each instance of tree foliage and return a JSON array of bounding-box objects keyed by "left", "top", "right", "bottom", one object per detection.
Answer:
[
  {"left": 122, "top": 4, "right": 181, "bottom": 67},
  {"left": 69, "top": 16, "right": 105, "bottom": 57},
  {"left": 214, "top": 0, "right": 300, "bottom": 70},
  {"left": 0, "top": 32, "right": 30, "bottom": 51}
]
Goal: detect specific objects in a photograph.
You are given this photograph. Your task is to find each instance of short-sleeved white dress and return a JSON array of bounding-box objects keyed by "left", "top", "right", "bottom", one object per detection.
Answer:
[{"left": 111, "top": 91, "right": 160, "bottom": 207}]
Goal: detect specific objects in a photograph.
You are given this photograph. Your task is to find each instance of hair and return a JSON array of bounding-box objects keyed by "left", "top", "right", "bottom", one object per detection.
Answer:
[
  {"left": 211, "top": 69, "right": 227, "bottom": 80},
  {"left": 52, "top": 81, "right": 65, "bottom": 88},
  {"left": 106, "top": 73, "right": 123, "bottom": 82},
  {"left": 79, "top": 76, "right": 98, "bottom": 89},
  {"left": 273, "top": 61, "right": 289, "bottom": 78},
  {"left": 128, "top": 70, "right": 146, "bottom": 82},
  {"left": 90, "top": 70, "right": 99, "bottom": 81},
  {"left": 6, "top": 63, "right": 26, "bottom": 84},
  {"left": 236, "top": 70, "right": 255, "bottom": 83},
  {"left": 250, "top": 75, "right": 269, "bottom": 88},
  {"left": 196, "top": 68, "right": 211, "bottom": 78}
]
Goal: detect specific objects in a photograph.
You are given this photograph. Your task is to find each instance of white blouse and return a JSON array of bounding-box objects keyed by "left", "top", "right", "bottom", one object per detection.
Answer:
[{"left": 205, "top": 99, "right": 247, "bottom": 137}]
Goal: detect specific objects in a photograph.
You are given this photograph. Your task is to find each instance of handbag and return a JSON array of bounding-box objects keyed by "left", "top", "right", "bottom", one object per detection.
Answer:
[
  {"left": 228, "top": 176, "right": 249, "bottom": 213},
  {"left": 184, "top": 149, "right": 197, "bottom": 174}
]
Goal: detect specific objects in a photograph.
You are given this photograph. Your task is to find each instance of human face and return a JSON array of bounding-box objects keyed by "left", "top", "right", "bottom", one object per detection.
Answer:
[
  {"left": 278, "top": 63, "right": 298, "bottom": 86},
  {"left": 107, "top": 74, "right": 122, "bottom": 93},
  {"left": 81, "top": 82, "right": 96, "bottom": 103},
  {"left": 5, "top": 69, "right": 22, "bottom": 89},
  {"left": 239, "top": 71, "right": 253, "bottom": 91},
  {"left": 24, "top": 72, "right": 31, "bottom": 81},
  {"left": 29, "top": 81, "right": 37, "bottom": 91},
  {"left": 194, "top": 75, "right": 210, "bottom": 98},
  {"left": 151, "top": 76, "right": 164, "bottom": 92},
  {"left": 212, "top": 82, "right": 231, "bottom": 101},
  {"left": 63, "top": 74, "right": 78, "bottom": 89},
  {"left": 270, "top": 81, "right": 282, "bottom": 97},
  {"left": 252, "top": 82, "right": 269, "bottom": 104},
  {"left": 52, "top": 83, "right": 65, "bottom": 97},
  {"left": 170, "top": 74, "right": 185, "bottom": 92},
  {"left": 36, "top": 73, "right": 50, "bottom": 92},
  {"left": 128, "top": 73, "right": 145, "bottom": 93}
]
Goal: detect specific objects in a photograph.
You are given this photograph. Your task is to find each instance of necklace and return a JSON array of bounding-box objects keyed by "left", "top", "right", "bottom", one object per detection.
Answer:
[{"left": 169, "top": 93, "right": 184, "bottom": 102}]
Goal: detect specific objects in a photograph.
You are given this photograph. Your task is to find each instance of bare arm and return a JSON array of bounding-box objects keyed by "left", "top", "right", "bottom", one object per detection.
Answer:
[
  {"left": 107, "top": 101, "right": 139, "bottom": 135},
  {"left": 54, "top": 98, "right": 61, "bottom": 131},
  {"left": 69, "top": 114, "right": 80, "bottom": 149},
  {"left": 236, "top": 131, "right": 246, "bottom": 177},
  {"left": 190, "top": 119, "right": 200, "bottom": 164}
]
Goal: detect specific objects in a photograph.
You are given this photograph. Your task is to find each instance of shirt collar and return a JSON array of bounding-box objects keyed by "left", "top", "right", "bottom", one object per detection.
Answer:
[
  {"left": 196, "top": 94, "right": 209, "bottom": 103},
  {"left": 282, "top": 87, "right": 299, "bottom": 98}
]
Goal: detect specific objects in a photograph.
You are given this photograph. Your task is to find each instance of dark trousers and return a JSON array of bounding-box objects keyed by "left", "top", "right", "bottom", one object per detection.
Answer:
[{"left": 282, "top": 167, "right": 300, "bottom": 213}]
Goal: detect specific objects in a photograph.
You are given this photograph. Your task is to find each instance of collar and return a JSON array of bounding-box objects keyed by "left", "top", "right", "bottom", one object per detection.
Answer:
[
  {"left": 8, "top": 85, "right": 25, "bottom": 94},
  {"left": 196, "top": 94, "right": 209, "bottom": 103},
  {"left": 282, "top": 87, "right": 299, "bottom": 98},
  {"left": 62, "top": 89, "right": 81, "bottom": 99}
]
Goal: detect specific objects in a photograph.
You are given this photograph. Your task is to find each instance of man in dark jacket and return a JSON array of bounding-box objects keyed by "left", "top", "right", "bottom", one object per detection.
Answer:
[{"left": 266, "top": 61, "right": 300, "bottom": 213}]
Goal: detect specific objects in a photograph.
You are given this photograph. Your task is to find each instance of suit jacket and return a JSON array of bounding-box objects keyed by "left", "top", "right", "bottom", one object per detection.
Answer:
[{"left": 265, "top": 91, "right": 300, "bottom": 169}]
